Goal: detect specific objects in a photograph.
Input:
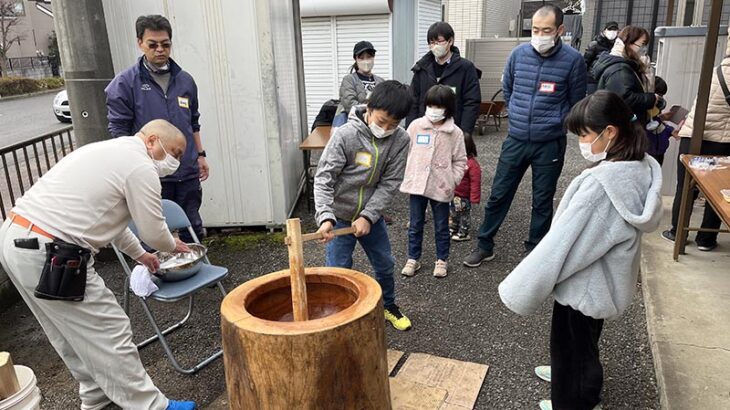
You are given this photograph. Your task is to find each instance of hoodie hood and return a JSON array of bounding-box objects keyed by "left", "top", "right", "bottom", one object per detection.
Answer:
[
  {"left": 348, "top": 104, "right": 375, "bottom": 136},
  {"left": 591, "top": 52, "right": 629, "bottom": 81},
  {"left": 586, "top": 154, "right": 663, "bottom": 233}
]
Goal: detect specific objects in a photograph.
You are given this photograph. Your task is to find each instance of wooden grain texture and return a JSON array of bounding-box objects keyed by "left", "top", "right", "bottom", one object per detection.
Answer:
[
  {"left": 299, "top": 126, "right": 332, "bottom": 150},
  {"left": 300, "top": 226, "right": 356, "bottom": 243},
  {"left": 286, "top": 218, "right": 308, "bottom": 321},
  {"left": 221, "top": 268, "right": 391, "bottom": 410},
  {"left": 390, "top": 377, "right": 447, "bottom": 410},
  {"left": 682, "top": 155, "right": 730, "bottom": 227},
  {"left": 396, "top": 353, "right": 489, "bottom": 410},
  {"left": 0, "top": 352, "right": 20, "bottom": 400}
]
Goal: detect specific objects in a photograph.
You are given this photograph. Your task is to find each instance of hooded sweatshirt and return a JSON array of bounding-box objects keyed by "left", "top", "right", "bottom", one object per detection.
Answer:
[
  {"left": 314, "top": 106, "right": 409, "bottom": 226},
  {"left": 498, "top": 155, "right": 663, "bottom": 319},
  {"left": 592, "top": 40, "right": 656, "bottom": 125}
]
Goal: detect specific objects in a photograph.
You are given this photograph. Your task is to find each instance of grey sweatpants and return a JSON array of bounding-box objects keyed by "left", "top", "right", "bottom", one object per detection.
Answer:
[{"left": 0, "top": 220, "right": 168, "bottom": 410}]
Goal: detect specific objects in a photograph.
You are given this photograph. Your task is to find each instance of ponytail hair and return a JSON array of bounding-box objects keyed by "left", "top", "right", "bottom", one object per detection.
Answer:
[{"left": 565, "top": 90, "right": 647, "bottom": 162}]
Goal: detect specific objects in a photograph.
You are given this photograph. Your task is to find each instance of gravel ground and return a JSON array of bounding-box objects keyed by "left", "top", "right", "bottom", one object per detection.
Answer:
[{"left": 0, "top": 129, "right": 659, "bottom": 409}]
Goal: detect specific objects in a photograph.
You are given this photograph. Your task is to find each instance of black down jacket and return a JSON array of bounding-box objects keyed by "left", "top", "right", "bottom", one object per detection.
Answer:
[
  {"left": 592, "top": 53, "right": 656, "bottom": 125},
  {"left": 406, "top": 47, "right": 482, "bottom": 134}
]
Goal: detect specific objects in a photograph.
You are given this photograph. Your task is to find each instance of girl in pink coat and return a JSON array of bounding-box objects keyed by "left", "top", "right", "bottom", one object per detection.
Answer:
[{"left": 400, "top": 85, "right": 467, "bottom": 278}]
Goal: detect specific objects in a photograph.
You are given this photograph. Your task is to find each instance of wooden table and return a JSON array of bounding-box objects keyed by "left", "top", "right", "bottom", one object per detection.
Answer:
[
  {"left": 299, "top": 126, "right": 331, "bottom": 150},
  {"left": 674, "top": 155, "right": 730, "bottom": 260},
  {"left": 299, "top": 126, "right": 332, "bottom": 210}
]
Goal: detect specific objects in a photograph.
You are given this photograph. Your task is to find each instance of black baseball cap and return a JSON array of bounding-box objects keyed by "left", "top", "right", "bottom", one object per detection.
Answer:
[
  {"left": 353, "top": 41, "right": 376, "bottom": 58},
  {"left": 604, "top": 21, "right": 619, "bottom": 30}
]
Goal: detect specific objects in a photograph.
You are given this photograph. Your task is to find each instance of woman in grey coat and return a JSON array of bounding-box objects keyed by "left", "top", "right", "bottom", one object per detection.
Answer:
[
  {"left": 498, "top": 91, "right": 663, "bottom": 410},
  {"left": 332, "top": 40, "right": 385, "bottom": 127}
]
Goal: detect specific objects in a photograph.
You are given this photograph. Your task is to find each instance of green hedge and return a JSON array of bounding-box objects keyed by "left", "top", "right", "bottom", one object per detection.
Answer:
[
  {"left": 0, "top": 76, "right": 64, "bottom": 97},
  {"left": 38, "top": 76, "right": 65, "bottom": 90}
]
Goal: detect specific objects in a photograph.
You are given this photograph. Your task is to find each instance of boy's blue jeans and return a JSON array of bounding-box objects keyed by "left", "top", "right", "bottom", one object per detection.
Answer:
[
  {"left": 325, "top": 218, "right": 395, "bottom": 308},
  {"left": 408, "top": 195, "right": 451, "bottom": 261}
]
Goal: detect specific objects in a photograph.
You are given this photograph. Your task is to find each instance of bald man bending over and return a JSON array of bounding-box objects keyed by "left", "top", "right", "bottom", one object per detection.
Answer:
[{"left": 0, "top": 119, "right": 197, "bottom": 410}]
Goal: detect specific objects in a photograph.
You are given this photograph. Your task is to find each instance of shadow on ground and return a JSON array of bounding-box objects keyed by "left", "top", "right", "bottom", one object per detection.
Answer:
[{"left": 0, "top": 129, "right": 659, "bottom": 409}]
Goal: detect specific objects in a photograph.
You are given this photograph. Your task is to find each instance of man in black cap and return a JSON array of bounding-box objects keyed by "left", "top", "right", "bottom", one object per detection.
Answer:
[{"left": 584, "top": 21, "right": 620, "bottom": 94}]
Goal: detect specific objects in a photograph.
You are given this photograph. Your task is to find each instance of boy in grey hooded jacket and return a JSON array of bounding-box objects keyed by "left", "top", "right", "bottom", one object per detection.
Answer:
[
  {"left": 498, "top": 91, "right": 663, "bottom": 410},
  {"left": 315, "top": 80, "right": 413, "bottom": 331}
]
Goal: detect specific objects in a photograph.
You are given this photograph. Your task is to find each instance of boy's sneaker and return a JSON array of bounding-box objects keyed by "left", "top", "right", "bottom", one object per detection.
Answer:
[
  {"left": 538, "top": 400, "right": 601, "bottom": 410},
  {"left": 433, "top": 260, "right": 448, "bottom": 278},
  {"left": 463, "top": 247, "right": 495, "bottom": 267},
  {"left": 384, "top": 304, "right": 412, "bottom": 331},
  {"left": 697, "top": 241, "right": 718, "bottom": 252},
  {"left": 167, "top": 400, "right": 197, "bottom": 410},
  {"left": 534, "top": 365, "right": 551, "bottom": 382},
  {"left": 451, "top": 233, "right": 471, "bottom": 241},
  {"left": 401, "top": 259, "right": 421, "bottom": 277}
]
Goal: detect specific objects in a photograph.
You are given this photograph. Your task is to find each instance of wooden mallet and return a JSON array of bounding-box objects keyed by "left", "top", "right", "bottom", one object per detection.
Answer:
[{"left": 284, "top": 218, "right": 356, "bottom": 321}]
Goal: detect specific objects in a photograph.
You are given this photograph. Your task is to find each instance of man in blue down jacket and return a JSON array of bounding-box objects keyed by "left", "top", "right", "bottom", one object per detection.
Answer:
[
  {"left": 406, "top": 22, "right": 481, "bottom": 135},
  {"left": 464, "top": 5, "right": 587, "bottom": 267},
  {"left": 105, "top": 15, "right": 209, "bottom": 242}
]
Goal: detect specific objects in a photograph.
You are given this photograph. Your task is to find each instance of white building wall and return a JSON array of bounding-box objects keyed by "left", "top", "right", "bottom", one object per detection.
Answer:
[
  {"left": 445, "top": 0, "right": 483, "bottom": 50},
  {"left": 482, "top": 0, "right": 520, "bottom": 38}
]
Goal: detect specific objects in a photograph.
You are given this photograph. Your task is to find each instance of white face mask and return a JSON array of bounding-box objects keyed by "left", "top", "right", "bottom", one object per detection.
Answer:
[
  {"left": 531, "top": 34, "right": 556, "bottom": 54},
  {"left": 430, "top": 43, "right": 449, "bottom": 59},
  {"left": 425, "top": 106, "right": 446, "bottom": 123},
  {"left": 604, "top": 30, "right": 618, "bottom": 40},
  {"left": 358, "top": 59, "right": 374, "bottom": 73},
  {"left": 152, "top": 139, "right": 180, "bottom": 177},
  {"left": 579, "top": 130, "right": 611, "bottom": 162},
  {"left": 369, "top": 121, "right": 395, "bottom": 139}
]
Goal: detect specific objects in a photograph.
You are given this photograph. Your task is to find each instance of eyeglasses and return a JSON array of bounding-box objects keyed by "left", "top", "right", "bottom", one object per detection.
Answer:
[
  {"left": 428, "top": 39, "right": 449, "bottom": 46},
  {"left": 147, "top": 41, "right": 172, "bottom": 50}
]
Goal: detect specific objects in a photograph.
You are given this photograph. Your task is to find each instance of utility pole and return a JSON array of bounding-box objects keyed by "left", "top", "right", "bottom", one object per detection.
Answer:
[{"left": 52, "top": 0, "right": 114, "bottom": 146}]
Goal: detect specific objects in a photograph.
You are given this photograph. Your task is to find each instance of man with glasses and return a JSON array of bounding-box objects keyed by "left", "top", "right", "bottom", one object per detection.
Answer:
[
  {"left": 106, "top": 15, "right": 209, "bottom": 243},
  {"left": 464, "top": 5, "right": 587, "bottom": 267},
  {"left": 406, "top": 21, "right": 481, "bottom": 136}
]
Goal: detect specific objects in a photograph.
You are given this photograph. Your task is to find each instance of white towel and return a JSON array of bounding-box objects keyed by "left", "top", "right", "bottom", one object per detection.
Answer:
[{"left": 130, "top": 265, "right": 159, "bottom": 297}]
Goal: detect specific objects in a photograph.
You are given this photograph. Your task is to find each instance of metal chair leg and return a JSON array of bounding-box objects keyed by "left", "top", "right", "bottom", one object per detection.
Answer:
[
  {"left": 136, "top": 295, "right": 194, "bottom": 348},
  {"left": 138, "top": 297, "right": 222, "bottom": 374},
  {"left": 123, "top": 277, "right": 130, "bottom": 314}
]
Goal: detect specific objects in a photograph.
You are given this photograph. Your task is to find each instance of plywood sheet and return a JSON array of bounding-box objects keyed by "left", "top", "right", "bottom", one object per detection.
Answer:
[
  {"left": 387, "top": 349, "right": 404, "bottom": 374},
  {"left": 395, "top": 353, "right": 489, "bottom": 410},
  {"left": 390, "top": 377, "right": 448, "bottom": 410}
]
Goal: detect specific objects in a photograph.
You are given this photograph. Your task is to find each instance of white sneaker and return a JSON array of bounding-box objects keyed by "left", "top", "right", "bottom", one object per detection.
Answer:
[
  {"left": 433, "top": 260, "right": 448, "bottom": 278},
  {"left": 401, "top": 259, "right": 421, "bottom": 277},
  {"left": 534, "top": 365, "right": 551, "bottom": 382},
  {"left": 538, "top": 400, "right": 602, "bottom": 410}
]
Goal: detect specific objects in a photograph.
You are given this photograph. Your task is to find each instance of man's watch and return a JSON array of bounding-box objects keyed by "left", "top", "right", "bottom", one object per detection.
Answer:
[{"left": 198, "top": 151, "right": 207, "bottom": 158}]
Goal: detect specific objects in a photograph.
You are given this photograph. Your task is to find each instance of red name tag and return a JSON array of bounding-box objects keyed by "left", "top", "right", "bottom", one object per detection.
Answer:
[{"left": 539, "top": 82, "right": 556, "bottom": 93}]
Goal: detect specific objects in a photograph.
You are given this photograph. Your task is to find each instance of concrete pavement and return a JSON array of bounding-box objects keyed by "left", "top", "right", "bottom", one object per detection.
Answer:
[{"left": 641, "top": 197, "right": 730, "bottom": 410}]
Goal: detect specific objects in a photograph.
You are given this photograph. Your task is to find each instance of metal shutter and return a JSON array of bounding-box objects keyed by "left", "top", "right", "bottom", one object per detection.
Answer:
[
  {"left": 301, "top": 14, "right": 391, "bottom": 130},
  {"left": 416, "top": 0, "right": 442, "bottom": 60},
  {"left": 301, "top": 17, "right": 336, "bottom": 130},
  {"left": 335, "top": 15, "right": 392, "bottom": 82}
]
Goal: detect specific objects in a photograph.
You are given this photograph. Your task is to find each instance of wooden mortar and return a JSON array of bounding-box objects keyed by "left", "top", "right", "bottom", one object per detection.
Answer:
[{"left": 220, "top": 220, "right": 391, "bottom": 409}]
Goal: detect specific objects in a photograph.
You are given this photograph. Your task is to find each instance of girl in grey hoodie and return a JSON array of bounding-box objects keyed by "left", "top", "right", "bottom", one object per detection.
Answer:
[{"left": 498, "top": 91, "right": 663, "bottom": 410}]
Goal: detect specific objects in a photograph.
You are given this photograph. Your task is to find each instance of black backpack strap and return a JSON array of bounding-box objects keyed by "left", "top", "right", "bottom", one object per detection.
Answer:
[{"left": 716, "top": 65, "right": 730, "bottom": 106}]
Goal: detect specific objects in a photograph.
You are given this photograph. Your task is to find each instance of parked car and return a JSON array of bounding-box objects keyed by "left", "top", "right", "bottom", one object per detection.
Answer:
[{"left": 53, "top": 90, "right": 71, "bottom": 123}]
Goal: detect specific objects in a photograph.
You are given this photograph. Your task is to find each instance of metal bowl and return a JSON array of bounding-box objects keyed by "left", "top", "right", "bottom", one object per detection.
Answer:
[{"left": 154, "top": 243, "right": 207, "bottom": 282}]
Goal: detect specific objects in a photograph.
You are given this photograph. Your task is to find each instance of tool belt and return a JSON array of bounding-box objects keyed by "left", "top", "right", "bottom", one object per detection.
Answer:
[{"left": 34, "top": 240, "right": 91, "bottom": 302}]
